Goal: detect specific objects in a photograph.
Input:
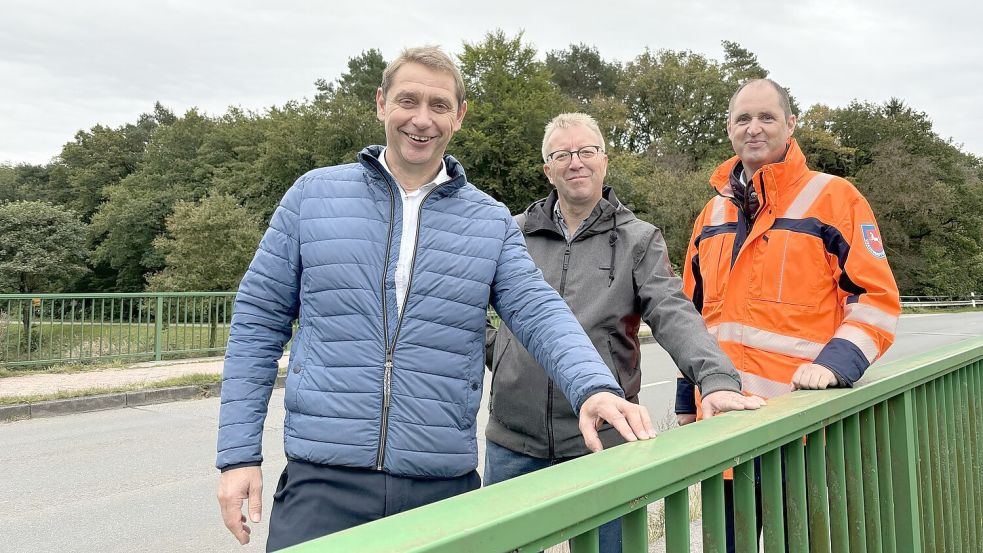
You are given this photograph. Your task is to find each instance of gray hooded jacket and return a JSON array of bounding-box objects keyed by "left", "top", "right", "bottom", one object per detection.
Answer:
[{"left": 485, "top": 187, "right": 742, "bottom": 458}]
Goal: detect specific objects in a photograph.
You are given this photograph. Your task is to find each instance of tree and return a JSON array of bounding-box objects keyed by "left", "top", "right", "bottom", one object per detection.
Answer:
[
  {"left": 616, "top": 49, "right": 733, "bottom": 166},
  {"left": 455, "top": 30, "right": 576, "bottom": 211},
  {"left": 854, "top": 139, "right": 983, "bottom": 295},
  {"left": 545, "top": 44, "right": 622, "bottom": 107},
  {"left": 315, "top": 49, "right": 387, "bottom": 104},
  {"left": 55, "top": 105, "right": 165, "bottom": 221},
  {"left": 147, "top": 194, "right": 262, "bottom": 292},
  {"left": 88, "top": 109, "right": 217, "bottom": 290},
  {"left": 0, "top": 201, "right": 88, "bottom": 332},
  {"left": 147, "top": 194, "right": 263, "bottom": 347},
  {"left": 0, "top": 201, "right": 88, "bottom": 293},
  {"left": 720, "top": 40, "right": 768, "bottom": 85},
  {"left": 796, "top": 105, "right": 857, "bottom": 177}
]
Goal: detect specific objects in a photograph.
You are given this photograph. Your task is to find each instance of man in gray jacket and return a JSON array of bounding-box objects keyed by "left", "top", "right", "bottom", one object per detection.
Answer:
[{"left": 484, "top": 113, "right": 764, "bottom": 552}]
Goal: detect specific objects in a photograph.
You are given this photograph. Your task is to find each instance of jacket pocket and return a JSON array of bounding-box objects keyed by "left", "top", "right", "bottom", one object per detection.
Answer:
[
  {"left": 488, "top": 335, "right": 512, "bottom": 413},
  {"left": 284, "top": 326, "right": 306, "bottom": 412},
  {"left": 605, "top": 337, "right": 624, "bottom": 389},
  {"left": 749, "top": 229, "right": 827, "bottom": 307},
  {"left": 698, "top": 235, "right": 730, "bottom": 304}
]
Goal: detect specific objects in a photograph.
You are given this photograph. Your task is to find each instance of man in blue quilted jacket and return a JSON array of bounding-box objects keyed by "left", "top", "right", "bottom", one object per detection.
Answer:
[{"left": 215, "top": 45, "right": 657, "bottom": 551}]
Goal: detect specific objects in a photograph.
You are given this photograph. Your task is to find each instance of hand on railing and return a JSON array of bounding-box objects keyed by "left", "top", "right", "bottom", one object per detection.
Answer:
[
  {"left": 700, "top": 390, "right": 767, "bottom": 417},
  {"left": 791, "top": 363, "right": 839, "bottom": 389},
  {"left": 579, "top": 391, "right": 657, "bottom": 452}
]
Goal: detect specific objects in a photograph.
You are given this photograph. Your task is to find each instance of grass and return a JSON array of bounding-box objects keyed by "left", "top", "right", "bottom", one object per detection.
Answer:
[
  {"left": 0, "top": 358, "right": 132, "bottom": 378},
  {"left": 0, "top": 320, "right": 231, "bottom": 367},
  {"left": 903, "top": 305, "right": 983, "bottom": 314}
]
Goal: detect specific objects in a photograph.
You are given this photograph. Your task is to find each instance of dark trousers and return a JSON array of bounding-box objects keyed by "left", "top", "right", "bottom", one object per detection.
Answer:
[{"left": 266, "top": 459, "right": 481, "bottom": 552}]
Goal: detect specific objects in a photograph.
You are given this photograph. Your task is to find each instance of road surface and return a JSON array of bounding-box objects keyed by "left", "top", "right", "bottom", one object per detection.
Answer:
[{"left": 1, "top": 312, "right": 980, "bottom": 552}]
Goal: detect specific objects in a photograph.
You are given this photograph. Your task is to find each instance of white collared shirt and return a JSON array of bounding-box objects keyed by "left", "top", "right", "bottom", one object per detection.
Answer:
[{"left": 377, "top": 147, "right": 451, "bottom": 315}]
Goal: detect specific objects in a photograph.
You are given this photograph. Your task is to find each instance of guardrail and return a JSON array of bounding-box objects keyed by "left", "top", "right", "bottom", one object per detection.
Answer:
[
  {"left": 0, "top": 292, "right": 236, "bottom": 368},
  {"left": 901, "top": 294, "right": 979, "bottom": 308},
  {"left": 0, "top": 291, "right": 504, "bottom": 369},
  {"left": 289, "top": 337, "right": 983, "bottom": 552}
]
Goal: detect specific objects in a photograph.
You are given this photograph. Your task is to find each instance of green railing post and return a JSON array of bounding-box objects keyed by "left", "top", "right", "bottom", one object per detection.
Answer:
[
  {"left": 665, "top": 488, "right": 690, "bottom": 553},
  {"left": 701, "top": 474, "right": 726, "bottom": 553},
  {"left": 888, "top": 390, "right": 923, "bottom": 553},
  {"left": 569, "top": 528, "right": 599, "bottom": 553},
  {"left": 621, "top": 507, "right": 647, "bottom": 553},
  {"left": 154, "top": 294, "right": 163, "bottom": 361}
]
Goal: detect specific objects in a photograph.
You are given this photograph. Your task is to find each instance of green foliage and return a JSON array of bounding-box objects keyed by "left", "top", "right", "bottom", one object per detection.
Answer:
[
  {"left": 545, "top": 43, "right": 622, "bottom": 106},
  {"left": 616, "top": 49, "right": 733, "bottom": 166},
  {"left": 316, "top": 49, "right": 387, "bottom": 103},
  {"left": 55, "top": 109, "right": 161, "bottom": 220},
  {"left": 604, "top": 152, "right": 715, "bottom": 268},
  {"left": 0, "top": 201, "right": 88, "bottom": 293},
  {"left": 854, "top": 139, "right": 983, "bottom": 294},
  {"left": 1, "top": 37, "right": 979, "bottom": 297},
  {"left": 455, "top": 30, "right": 576, "bottom": 211},
  {"left": 147, "top": 194, "right": 263, "bottom": 292}
]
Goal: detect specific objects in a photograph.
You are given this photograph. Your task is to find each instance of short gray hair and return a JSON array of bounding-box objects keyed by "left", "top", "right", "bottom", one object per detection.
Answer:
[
  {"left": 542, "top": 113, "right": 606, "bottom": 162},
  {"left": 728, "top": 78, "right": 793, "bottom": 120},
  {"left": 381, "top": 45, "right": 466, "bottom": 108}
]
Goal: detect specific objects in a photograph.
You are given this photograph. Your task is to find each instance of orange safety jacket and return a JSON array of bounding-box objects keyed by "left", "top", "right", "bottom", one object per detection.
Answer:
[{"left": 680, "top": 139, "right": 900, "bottom": 407}]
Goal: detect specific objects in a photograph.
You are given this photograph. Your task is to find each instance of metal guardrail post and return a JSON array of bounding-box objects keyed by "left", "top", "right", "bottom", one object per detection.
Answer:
[{"left": 154, "top": 294, "right": 163, "bottom": 361}]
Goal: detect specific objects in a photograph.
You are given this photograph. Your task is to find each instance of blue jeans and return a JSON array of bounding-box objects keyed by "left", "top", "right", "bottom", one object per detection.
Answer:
[{"left": 483, "top": 441, "right": 623, "bottom": 553}]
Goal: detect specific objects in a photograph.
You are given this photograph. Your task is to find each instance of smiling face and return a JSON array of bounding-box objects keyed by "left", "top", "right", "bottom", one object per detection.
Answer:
[
  {"left": 727, "top": 81, "right": 796, "bottom": 178},
  {"left": 376, "top": 62, "right": 467, "bottom": 188},
  {"left": 543, "top": 123, "right": 608, "bottom": 210}
]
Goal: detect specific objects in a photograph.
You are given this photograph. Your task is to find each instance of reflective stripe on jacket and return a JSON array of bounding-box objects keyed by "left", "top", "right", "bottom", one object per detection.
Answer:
[{"left": 682, "top": 139, "right": 900, "bottom": 401}]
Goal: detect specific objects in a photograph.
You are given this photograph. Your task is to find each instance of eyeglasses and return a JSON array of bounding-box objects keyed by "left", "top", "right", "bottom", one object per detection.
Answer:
[{"left": 546, "top": 145, "right": 604, "bottom": 165}]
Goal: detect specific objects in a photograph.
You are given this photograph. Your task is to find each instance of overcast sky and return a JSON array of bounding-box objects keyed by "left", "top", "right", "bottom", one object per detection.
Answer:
[{"left": 2, "top": 0, "right": 981, "bottom": 165}]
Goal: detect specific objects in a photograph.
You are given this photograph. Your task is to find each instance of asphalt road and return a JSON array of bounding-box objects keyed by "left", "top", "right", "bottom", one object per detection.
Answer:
[{"left": 1, "top": 312, "right": 980, "bottom": 552}]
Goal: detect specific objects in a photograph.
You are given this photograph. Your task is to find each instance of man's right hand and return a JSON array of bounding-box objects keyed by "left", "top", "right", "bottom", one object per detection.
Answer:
[{"left": 217, "top": 466, "right": 263, "bottom": 545}]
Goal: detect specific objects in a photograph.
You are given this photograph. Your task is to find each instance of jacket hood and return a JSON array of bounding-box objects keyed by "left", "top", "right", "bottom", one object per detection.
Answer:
[
  {"left": 358, "top": 145, "right": 469, "bottom": 200},
  {"left": 521, "top": 186, "right": 637, "bottom": 238}
]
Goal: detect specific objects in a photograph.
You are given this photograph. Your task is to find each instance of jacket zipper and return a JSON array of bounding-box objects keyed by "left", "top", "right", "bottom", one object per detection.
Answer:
[
  {"left": 547, "top": 243, "right": 573, "bottom": 459},
  {"left": 375, "top": 182, "right": 397, "bottom": 470},
  {"left": 375, "top": 181, "right": 447, "bottom": 471}
]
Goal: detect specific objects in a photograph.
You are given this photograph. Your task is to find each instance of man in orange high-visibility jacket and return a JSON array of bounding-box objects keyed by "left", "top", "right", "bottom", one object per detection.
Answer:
[{"left": 674, "top": 78, "right": 901, "bottom": 552}]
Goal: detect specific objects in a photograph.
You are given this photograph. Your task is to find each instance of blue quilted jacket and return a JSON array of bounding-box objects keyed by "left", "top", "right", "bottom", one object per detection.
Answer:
[{"left": 216, "top": 146, "right": 623, "bottom": 478}]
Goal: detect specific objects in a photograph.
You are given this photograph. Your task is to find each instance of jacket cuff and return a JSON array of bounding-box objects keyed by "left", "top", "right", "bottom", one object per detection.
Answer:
[
  {"left": 698, "top": 373, "right": 743, "bottom": 398},
  {"left": 674, "top": 377, "right": 697, "bottom": 414},
  {"left": 219, "top": 461, "right": 262, "bottom": 473},
  {"left": 814, "top": 337, "right": 871, "bottom": 387},
  {"left": 574, "top": 385, "right": 626, "bottom": 415}
]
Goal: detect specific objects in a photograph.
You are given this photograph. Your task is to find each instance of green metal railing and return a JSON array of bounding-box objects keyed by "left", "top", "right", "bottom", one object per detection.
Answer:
[
  {"left": 0, "top": 292, "right": 236, "bottom": 367},
  {"left": 287, "top": 337, "right": 983, "bottom": 552}
]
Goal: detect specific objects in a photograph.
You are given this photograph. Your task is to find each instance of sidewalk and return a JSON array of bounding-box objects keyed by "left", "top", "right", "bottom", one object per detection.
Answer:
[
  {"left": 0, "top": 355, "right": 287, "bottom": 399},
  {"left": 0, "top": 323, "right": 654, "bottom": 421}
]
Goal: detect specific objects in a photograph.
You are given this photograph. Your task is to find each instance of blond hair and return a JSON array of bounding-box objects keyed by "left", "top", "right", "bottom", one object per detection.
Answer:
[
  {"left": 380, "top": 45, "right": 466, "bottom": 108},
  {"left": 542, "top": 113, "right": 606, "bottom": 161}
]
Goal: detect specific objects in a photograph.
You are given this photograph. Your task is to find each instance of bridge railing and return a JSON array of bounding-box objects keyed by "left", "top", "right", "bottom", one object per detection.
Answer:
[
  {"left": 0, "top": 292, "right": 236, "bottom": 368},
  {"left": 288, "top": 337, "right": 983, "bottom": 553},
  {"left": 901, "top": 294, "right": 979, "bottom": 308}
]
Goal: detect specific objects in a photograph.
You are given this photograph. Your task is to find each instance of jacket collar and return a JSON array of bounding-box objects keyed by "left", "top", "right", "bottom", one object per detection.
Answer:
[
  {"left": 710, "top": 138, "right": 811, "bottom": 210},
  {"left": 358, "top": 145, "right": 468, "bottom": 200},
  {"left": 523, "top": 186, "right": 635, "bottom": 238}
]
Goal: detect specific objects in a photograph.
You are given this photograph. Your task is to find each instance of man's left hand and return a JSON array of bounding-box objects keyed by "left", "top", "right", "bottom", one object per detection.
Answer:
[
  {"left": 579, "top": 391, "right": 656, "bottom": 452},
  {"left": 700, "top": 391, "right": 766, "bottom": 418},
  {"left": 792, "top": 363, "right": 838, "bottom": 389}
]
